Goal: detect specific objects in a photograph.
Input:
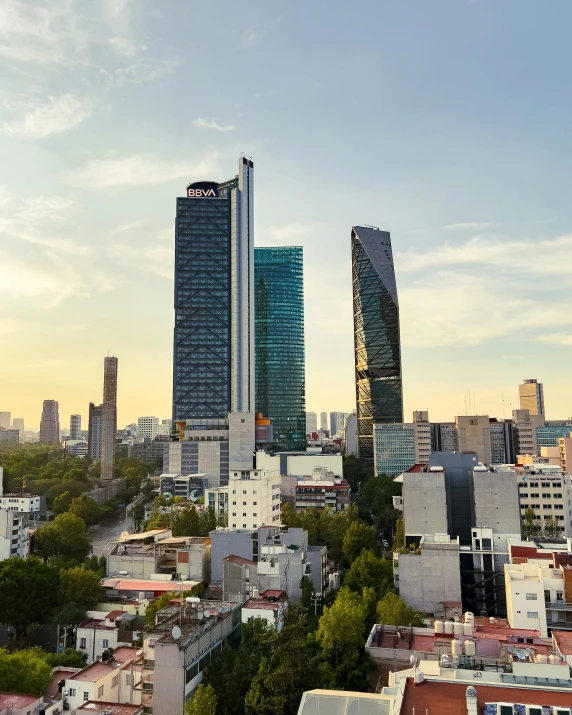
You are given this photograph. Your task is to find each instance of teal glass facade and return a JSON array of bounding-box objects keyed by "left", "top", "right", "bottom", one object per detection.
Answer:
[
  {"left": 537, "top": 425, "right": 572, "bottom": 448},
  {"left": 254, "top": 247, "right": 306, "bottom": 451},
  {"left": 374, "top": 424, "right": 415, "bottom": 476}
]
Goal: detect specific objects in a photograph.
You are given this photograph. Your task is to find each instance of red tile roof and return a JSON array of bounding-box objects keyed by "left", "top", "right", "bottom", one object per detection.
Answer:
[
  {"left": 224, "top": 555, "right": 256, "bottom": 566},
  {"left": 511, "top": 544, "right": 553, "bottom": 560},
  {"left": 402, "top": 678, "right": 572, "bottom": 713},
  {"left": 0, "top": 693, "right": 40, "bottom": 710},
  {"left": 553, "top": 629, "right": 572, "bottom": 655}
]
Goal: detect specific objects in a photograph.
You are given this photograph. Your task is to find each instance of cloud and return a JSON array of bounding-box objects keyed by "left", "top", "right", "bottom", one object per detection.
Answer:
[
  {"left": 194, "top": 118, "right": 235, "bottom": 132},
  {"left": 239, "top": 30, "right": 258, "bottom": 49},
  {"left": 0, "top": 94, "right": 93, "bottom": 139},
  {"left": 69, "top": 154, "right": 219, "bottom": 190},
  {"left": 0, "top": 253, "right": 86, "bottom": 304},
  {"left": 0, "top": 318, "right": 20, "bottom": 336},
  {"left": 441, "top": 222, "right": 503, "bottom": 230},
  {"left": 535, "top": 333, "right": 572, "bottom": 347},
  {"left": 108, "top": 233, "right": 173, "bottom": 279},
  {"left": 263, "top": 223, "right": 321, "bottom": 246},
  {"left": 109, "top": 219, "right": 145, "bottom": 235},
  {"left": 107, "top": 36, "right": 147, "bottom": 57}
]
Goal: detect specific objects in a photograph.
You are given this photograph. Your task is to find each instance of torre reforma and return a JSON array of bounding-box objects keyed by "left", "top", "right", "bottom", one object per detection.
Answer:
[{"left": 351, "top": 226, "right": 403, "bottom": 463}]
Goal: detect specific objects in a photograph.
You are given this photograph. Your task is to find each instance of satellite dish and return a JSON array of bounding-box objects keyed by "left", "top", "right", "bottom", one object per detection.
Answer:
[
  {"left": 120, "top": 531, "right": 130, "bottom": 539},
  {"left": 172, "top": 626, "right": 182, "bottom": 640}
]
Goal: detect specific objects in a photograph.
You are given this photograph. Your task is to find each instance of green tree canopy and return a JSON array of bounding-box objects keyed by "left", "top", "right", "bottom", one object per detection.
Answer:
[
  {"left": 0, "top": 557, "right": 59, "bottom": 634},
  {"left": 392, "top": 518, "right": 405, "bottom": 551},
  {"left": 60, "top": 567, "right": 104, "bottom": 613},
  {"left": 342, "top": 521, "right": 379, "bottom": 562},
  {"left": 52, "top": 490, "right": 73, "bottom": 515},
  {"left": 343, "top": 549, "right": 394, "bottom": 599},
  {"left": 44, "top": 648, "right": 88, "bottom": 668},
  {"left": 0, "top": 649, "right": 52, "bottom": 695},
  {"left": 35, "top": 512, "right": 92, "bottom": 567},
  {"left": 185, "top": 683, "right": 216, "bottom": 715},
  {"left": 316, "top": 587, "right": 366, "bottom": 660},
  {"left": 522, "top": 506, "right": 542, "bottom": 540},
  {"left": 376, "top": 592, "right": 425, "bottom": 627},
  {"left": 69, "top": 495, "right": 101, "bottom": 526}
]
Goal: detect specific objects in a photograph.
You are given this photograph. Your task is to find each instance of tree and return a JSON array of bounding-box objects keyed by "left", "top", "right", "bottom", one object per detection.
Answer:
[
  {"left": 300, "top": 576, "right": 315, "bottom": 611},
  {"left": 543, "top": 516, "right": 562, "bottom": 539},
  {"left": 35, "top": 512, "right": 92, "bottom": 567},
  {"left": 316, "top": 587, "right": 366, "bottom": 661},
  {"left": 129, "top": 502, "right": 145, "bottom": 532},
  {"left": 144, "top": 585, "right": 203, "bottom": 627},
  {"left": 60, "top": 567, "right": 104, "bottom": 612},
  {"left": 172, "top": 505, "right": 201, "bottom": 537},
  {"left": 522, "top": 506, "right": 541, "bottom": 540},
  {"left": 185, "top": 683, "right": 216, "bottom": 715},
  {"left": 342, "top": 521, "right": 379, "bottom": 562},
  {"left": 343, "top": 549, "right": 393, "bottom": 599},
  {"left": 0, "top": 649, "right": 52, "bottom": 695},
  {"left": 69, "top": 495, "right": 101, "bottom": 526},
  {"left": 376, "top": 592, "right": 425, "bottom": 627},
  {"left": 53, "top": 490, "right": 73, "bottom": 515},
  {"left": 392, "top": 517, "right": 405, "bottom": 551},
  {"left": 44, "top": 648, "right": 88, "bottom": 668},
  {"left": 84, "top": 555, "right": 107, "bottom": 577},
  {"left": 0, "top": 557, "right": 59, "bottom": 635}
]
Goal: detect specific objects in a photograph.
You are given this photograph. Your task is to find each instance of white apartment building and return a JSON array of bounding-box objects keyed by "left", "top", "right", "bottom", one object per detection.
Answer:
[
  {"left": 137, "top": 416, "right": 159, "bottom": 440},
  {"left": 0, "top": 494, "right": 42, "bottom": 515},
  {"left": 0, "top": 509, "right": 30, "bottom": 561},
  {"left": 516, "top": 465, "right": 572, "bottom": 537},
  {"left": 206, "top": 469, "right": 281, "bottom": 530}
]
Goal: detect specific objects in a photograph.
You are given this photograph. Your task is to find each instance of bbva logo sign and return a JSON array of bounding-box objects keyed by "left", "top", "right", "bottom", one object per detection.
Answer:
[{"left": 187, "top": 188, "right": 218, "bottom": 197}]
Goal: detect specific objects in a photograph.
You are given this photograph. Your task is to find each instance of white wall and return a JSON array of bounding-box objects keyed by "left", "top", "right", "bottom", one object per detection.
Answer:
[{"left": 505, "top": 563, "right": 548, "bottom": 636}]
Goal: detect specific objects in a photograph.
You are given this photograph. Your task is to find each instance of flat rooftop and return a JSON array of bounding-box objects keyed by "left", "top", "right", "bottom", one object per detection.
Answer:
[
  {"left": 103, "top": 578, "right": 200, "bottom": 592},
  {"left": 553, "top": 629, "right": 572, "bottom": 655},
  {"left": 149, "top": 600, "right": 237, "bottom": 646},
  {"left": 0, "top": 693, "right": 39, "bottom": 709},
  {"left": 68, "top": 661, "right": 123, "bottom": 683},
  {"left": 75, "top": 702, "right": 142, "bottom": 715}
]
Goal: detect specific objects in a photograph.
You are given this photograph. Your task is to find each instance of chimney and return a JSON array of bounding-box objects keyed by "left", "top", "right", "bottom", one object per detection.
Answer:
[{"left": 465, "top": 686, "right": 477, "bottom": 715}]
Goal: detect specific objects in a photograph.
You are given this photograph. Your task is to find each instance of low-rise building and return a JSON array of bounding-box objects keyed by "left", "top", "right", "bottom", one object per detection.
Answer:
[
  {"left": 0, "top": 493, "right": 45, "bottom": 518},
  {"left": 0, "top": 693, "right": 42, "bottom": 715},
  {"left": 0, "top": 509, "right": 30, "bottom": 560},
  {"left": 242, "top": 589, "right": 287, "bottom": 631},
  {"left": 256, "top": 451, "right": 343, "bottom": 478},
  {"left": 513, "top": 463, "right": 572, "bottom": 537},
  {"left": 63, "top": 439, "right": 89, "bottom": 458},
  {"left": 102, "top": 578, "right": 201, "bottom": 601},
  {"left": 222, "top": 555, "right": 257, "bottom": 602},
  {"left": 159, "top": 474, "right": 207, "bottom": 501},
  {"left": 294, "top": 469, "right": 350, "bottom": 512},
  {"left": 76, "top": 611, "right": 141, "bottom": 664}
]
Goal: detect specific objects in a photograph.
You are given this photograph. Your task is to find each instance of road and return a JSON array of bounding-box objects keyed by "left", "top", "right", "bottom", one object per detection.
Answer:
[{"left": 90, "top": 514, "right": 131, "bottom": 556}]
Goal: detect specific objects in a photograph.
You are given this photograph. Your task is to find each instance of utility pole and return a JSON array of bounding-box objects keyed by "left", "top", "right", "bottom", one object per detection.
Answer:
[{"left": 311, "top": 593, "right": 322, "bottom": 616}]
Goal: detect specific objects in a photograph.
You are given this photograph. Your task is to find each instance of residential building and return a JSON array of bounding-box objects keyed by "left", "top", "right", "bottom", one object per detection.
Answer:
[
  {"left": 256, "top": 450, "right": 343, "bottom": 477},
  {"left": 344, "top": 412, "right": 358, "bottom": 456},
  {"left": 102, "top": 577, "right": 201, "bottom": 601},
  {"left": 76, "top": 611, "right": 140, "bottom": 664},
  {"left": 137, "top": 417, "right": 159, "bottom": 440},
  {"left": 101, "top": 356, "right": 118, "bottom": 482},
  {"left": 0, "top": 413, "right": 10, "bottom": 429},
  {"left": 0, "top": 693, "right": 42, "bottom": 715},
  {"left": 144, "top": 599, "right": 242, "bottom": 715},
  {"left": 256, "top": 540, "right": 311, "bottom": 601},
  {"left": 0, "top": 509, "right": 30, "bottom": 560},
  {"left": 455, "top": 414, "right": 492, "bottom": 463},
  {"left": 373, "top": 416, "right": 431, "bottom": 477},
  {"left": 11, "top": 418, "right": 24, "bottom": 442},
  {"left": 242, "top": 589, "right": 287, "bottom": 631},
  {"left": 0, "top": 493, "right": 45, "bottom": 518},
  {"left": 305, "top": 412, "right": 317, "bottom": 434},
  {"left": 207, "top": 468, "right": 281, "bottom": 530},
  {"left": 520, "top": 378, "right": 545, "bottom": 416},
  {"left": 254, "top": 246, "right": 306, "bottom": 451},
  {"left": 295, "top": 468, "right": 351, "bottom": 512},
  {"left": 319, "top": 412, "right": 328, "bottom": 432},
  {"left": 159, "top": 474, "right": 207, "bottom": 501},
  {"left": 88, "top": 403, "right": 103, "bottom": 461},
  {"left": 39, "top": 400, "right": 60, "bottom": 444},
  {"left": 351, "top": 226, "right": 402, "bottom": 464},
  {"left": 515, "top": 463, "right": 572, "bottom": 536},
  {"left": 70, "top": 414, "right": 82, "bottom": 440},
  {"left": 430, "top": 421, "right": 459, "bottom": 453},
  {"left": 172, "top": 157, "right": 254, "bottom": 423},
  {"left": 222, "top": 555, "right": 257, "bottom": 602}
]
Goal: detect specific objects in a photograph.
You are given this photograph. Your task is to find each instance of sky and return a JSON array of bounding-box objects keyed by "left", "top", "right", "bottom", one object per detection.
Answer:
[{"left": 2, "top": 0, "right": 572, "bottom": 429}]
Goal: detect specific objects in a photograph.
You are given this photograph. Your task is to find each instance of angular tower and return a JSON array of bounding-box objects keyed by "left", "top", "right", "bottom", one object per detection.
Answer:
[
  {"left": 351, "top": 226, "right": 403, "bottom": 464},
  {"left": 39, "top": 400, "right": 60, "bottom": 444}
]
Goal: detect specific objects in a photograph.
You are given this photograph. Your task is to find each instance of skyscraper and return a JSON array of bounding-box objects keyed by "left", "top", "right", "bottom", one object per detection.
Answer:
[
  {"left": 0, "top": 413, "right": 10, "bottom": 429},
  {"left": 11, "top": 418, "right": 24, "bottom": 442},
  {"left": 70, "top": 414, "right": 82, "bottom": 440},
  {"left": 101, "top": 356, "right": 118, "bottom": 482},
  {"left": 254, "top": 246, "right": 306, "bottom": 451},
  {"left": 305, "top": 412, "right": 317, "bottom": 434},
  {"left": 320, "top": 412, "right": 328, "bottom": 432},
  {"left": 87, "top": 403, "right": 103, "bottom": 460},
  {"left": 39, "top": 400, "right": 60, "bottom": 444},
  {"left": 519, "top": 378, "right": 545, "bottom": 417},
  {"left": 351, "top": 226, "right": 403, "bottom": 463},
  {"left": 330, "top": 412, "right": 349, "bottom": 437},
  {"left": 172, "top": 157, "right": 254, "bottom": 421}
]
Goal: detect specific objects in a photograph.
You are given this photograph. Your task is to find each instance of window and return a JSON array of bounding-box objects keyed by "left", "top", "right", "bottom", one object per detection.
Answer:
[
  {"left": 243, "top": 524, "right": 247, "bottom": 528},
  {"left": 527, "top": 611, "right": 539, "bottom": 618},
  {"left": 243, "top": 513, "right": 247, "bottom": 517},
  {"left": 253, "top": 501, "right": 257, "bottom": 506},
  {"left": 500, "top": 706, "right": 512, "bottom": 715},
  {"left": 542, "top": 493, "right": 551, "bottom": 499},
  {"left": 529, "top": 709, "right": 542, "bottom": 715},
  {"left": 83, "top": 692, "right": 89, "bottom": 701},
  {"left": 554, "top": 493, "right": 563, "bottom": 499},
  {"left": 253, "top": 513, "right": 257, "bottom": 517},
  {"left": 526, "top": 593, "right": 538, "bottom": 600},
  {"left": 98, "top": 686, "right": 104, "bottom": 698},
  {"left": 557, "top": 592, "right": 564, "bottom": 601},
  {"left": 232, "top": 512, "right": 236, "bottom": 517},
  {"left": 253, "top": 490, "right": 257, "bottom": 494},
  {"left": 529, "top": 482, "right": 538, "bottom": 487},
  {"left": 520, "top": 492, "right": 528, "bottom": 498},
  {"left": 243, "top": 501, "right": 247, "bottom": 506},
  {"left": 543, "top": 504, "right": 552, "bottom": 509},
  {"left": 80, "top": 638, "right": 86, "bottom": 648},
  {"left": 69, "top": 689, "right": 76, "bottom": 697},
  {"left": 530, "top": 493, "right": 539, "bottom": 498},
  {"left": 232, "top": 501, "right": 236, "bottom": 505},
  {"left": 102, "top": 639, "right": 109, "bottom": 648},
  {"left": 243, "top": 490, "right": 247, "bottom": 494},
  {"left": 232, "top": 490, "right": 236, "bottom": 494},
  {"left": 542, "top": 482, "right": 551, "bottom": 488},
  {"left": 125, "top": 675, "right": 132, "bottom": 686},
  {"left": 112, "top": 675, "right": 118, "bottom": 688}
]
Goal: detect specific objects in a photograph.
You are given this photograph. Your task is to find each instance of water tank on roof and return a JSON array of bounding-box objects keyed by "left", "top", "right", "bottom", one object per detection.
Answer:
[
  {"left": 536, "top": 653, "right": 548, "bottom": 664},
  {"left": 463, "top": 623, "right": 473, "bottom": 637},
  {"left": 549, "top": 654, "right": 560, "bottom": 665},
  {"left": 138, "top": 592, "right": 145, "bottom": 602},
  {"left": 434, "top": 620, "right": 444, "bottom": 634},
  {"left": 453, "top": 622, "right": 464, "bottom": 636},
  {"left": 464, "top": 612, "right": 475, "bottom": 627},
  {"left": 444, "top": 621, "right": 454, "bottom": 635},
  {"left": 451, "top": 639, "right": 463, "bottom": 655},
  {"left": 464, "top": 640, "right": 476, "bottom": 657}
]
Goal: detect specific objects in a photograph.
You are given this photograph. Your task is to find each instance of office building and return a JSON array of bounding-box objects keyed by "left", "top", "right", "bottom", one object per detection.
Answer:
[
  {"left": 537, "top": 423, "right": 572, "bottom": 449},
  {"left": 172, "top": 156, "right": 254, "bottom": 422},
  {"left": 39, "top": 400, "right": 60, "bottom": 444},
  {"left": 455, "top": 414, "right": 492, "bottom": 463},
  {"left": 206, "top": 468, "right": 281, "bottom": 530},
  {"left": 132, "top": 440, "right": 165, "bottom": 465},
  {"left": 63, "top": 439, "right": 88, "bottom": 458},
  {"left": 489, "top": 418, "right": 515, "bottom": 464},
  {"left": 373, "top": 413, "right": 431, "bottom": 476},
  {"left": 0, "top": 428, "right": 19, "bottom": 443},
  {"left": 69, "top": 414, "right": 81, "bottom": 440},
  {"left": 351, "top": 226, "right": 402, "bottom": 463},
  {"left": 514, "top": 463, "right": 572, "bottom": 537},
  {"left": 0, "top": 412, "right": 10, "bottom": 429},
  {"left": 513, "top": 408, "right": 545, "bottom": 457},
  {"left": 520, "top": 378, "right": 545, "bottom": 416},
  {"left": 87, "top": 403, "right": 103, "bottom": 461},
  {"left": 254, "top": 246, "right": 306, "bottom": 451},
  {"left": 11, "top": 418, "right": 24, "bottom": 442},
  {"left": 430, "top": 421, "right": 458, "bottom": 453},
  {"left": 344, "top": 412, "right": 358, "bottom": 456},
  {"left": 319, "top": 412, "right": 328, "bottom": 432},
  {"left": 137, "top": 416, "right": 159, "bottom": 439},
  {"left": 305, "top": 412, "right": 317, "bottom": 434},
  {"left": 257, "top": 450, "right": 343, "bottom": 477},
  {"left": 329, "top": 412, "right": 349, "bottom": 437}
]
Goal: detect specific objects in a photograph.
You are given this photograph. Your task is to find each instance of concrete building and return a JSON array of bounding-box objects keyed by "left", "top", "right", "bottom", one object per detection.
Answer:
[
  {"left": 144, "top": 599, "right": 241, "bottom": 715},
  {"left": 513, "top": 408, "right": 545, "bottom": 458},
  {"left": 329, "top": 412, "right": 349, "bottom": 438},
  {"left": 101, "top": 356, "right": 118, "bottom": 482},
  {"left": 373, "top": 416, "right": 431, "bottom": 477},
  {"left": 207, "top": 467, "right": 281, "bottom": 530},
  {"left": 88, "top": 403, "right": 103, "bottom": 461},
  {"left": 520, "top": 378, "right": 545, "bottom": 416},
  {"left": 295, "top": 469, "right": 351, "bottom": 512},
  {"left": 0, "top": 509, "right": 30, "bottom": 560},
  {"left": 222, "top": 554, "right": 257, "bottom": 602},
  {"left": 514, "top": 463, "right": 572, "bottom": 536},
  {"left": 429, "top": 421, "right": 458, "bottom": 453},
  {"left": 455, "top": 414, "right": 491, "bottom": 463},
  {"left": 159, "top": 474, "right": 206, "bottom": 501},
  {"left": 0, "top": 428, "right": 19, "bottom": 443},
  {"left": 305, "top": 412, "right": 317, "bottom": 434},
  {"left": 76, "top": 611, "right": 140, "bottom": 664},
  {"left": 137, "top": 417, "right": 159, "bottom": 440},
  {"left": 70, "top": 414, "right": 82, "bottom": 440},
  {"left": 11, "top": 418, "right": 24, "bottom": 442},
  {"left": 0, "top": 492, "right": 45, "bottom": 518},
  {"left": 319, "top": 412, "right": 328, "bottom": 432},
  {"left": 132, "top": 440, "right": 164, "bottom": 465},
  {"left": 39, "top": 399, "right": 60, "bottom": 444},
  {"left": 344, "top": 412, "right": 358, "bottom": 456},
  {"left": 0, "top": 693, "right": 42, "bottom": 715},
  {"left": 242, "top": 589, "right": 287, "bottom": 631},
  {"left": 0, "top": 413, "right": 10, "bottom": 429},
  {"left": 256, "top": 450, "right": 343, "bottom": 478},
  {"left": 63, "top": 439, "right": 89, "bottom": 458}
]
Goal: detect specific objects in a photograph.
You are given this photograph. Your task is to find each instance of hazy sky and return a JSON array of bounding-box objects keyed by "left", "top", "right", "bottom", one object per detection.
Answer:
[{"left": 2, "top": 0, "right": 572, "bottom": 429}]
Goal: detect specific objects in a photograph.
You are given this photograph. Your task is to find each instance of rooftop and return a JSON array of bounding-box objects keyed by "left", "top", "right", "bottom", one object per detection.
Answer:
[
  {"left": 103, "top": 578, "right": 200, "bottom": 593},
  {"left": 149, "top": 600, "right": 238, "bottom": 646},
  {"left": 553, "top": 629, "right": 572, "bottom": 655},
  {"left": 46, "top": 668, "right": 81, "bottom": 698},
  {"left": 0, "top": 692, "right": 40, "bottom": 710},
  {"left": 109, "top": 646, "right": 139, "bottom": 664},
  {"left": 117, "top": 529, "right": 171, "bottom": 543},
  {"left": 68, "top": 660, "right": 123, "bottom": 683},
  {"left": 224, "top": 555, "right": 256, "bottom": 566},
  {"left": 75, "top": 702, "right": 143, "bottom": 715}
]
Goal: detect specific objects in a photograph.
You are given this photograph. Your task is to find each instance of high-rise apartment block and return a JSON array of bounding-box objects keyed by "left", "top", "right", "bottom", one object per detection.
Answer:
[
  {"left": 254, "top": 247, "right": 306, "bottom": 451},
  {"left": 352, "top": 226, "right": 403, "bottom": 463},
  {"left": 305, "top": 412, "right": 317, "bottom": 434},
  {"left": 320, "top": 412, "right": 328, "bottom": 432},
  {"left": 70, "top": 414, "right": 82, "bottom": 440},
  {"left": 101, "top": 356, "right": 118, "bottom": 482},
  {"left": 137, "top": 416, "right": 159, "bottom": 439},
  {"left": 87, "top": 403, "right": 103, "bottom": 461},
  {"left": 39, "top": 400, "right": 60, "bottom": 444},
  {"left": 519, "top": 378, "right": 545, "bottom": 416},
  {"left": 172, "top": 157, "right": 254, "bottom": 421}
]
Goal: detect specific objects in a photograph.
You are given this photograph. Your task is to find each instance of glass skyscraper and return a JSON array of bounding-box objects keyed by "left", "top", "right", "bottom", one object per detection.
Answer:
[
  {"left": 351, "top": 226, "right": 403, "bottom": 464},
  {"left": 254, "top": 246, "right": 306, "bottom": 451},
  {"left": 172, "top": 158, "right": 254, "bottom": 421}
]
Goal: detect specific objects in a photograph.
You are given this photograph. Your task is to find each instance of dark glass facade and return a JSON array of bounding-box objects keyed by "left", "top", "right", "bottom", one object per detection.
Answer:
[
  {"left": 254, "top": 247, "right": 306, "bottom": 451},
  {"left": 352, "top": 226, "right": 403, "bottom": 464},
  {"left": 172, "top": 179, "right": 237, "bottom": 420}
]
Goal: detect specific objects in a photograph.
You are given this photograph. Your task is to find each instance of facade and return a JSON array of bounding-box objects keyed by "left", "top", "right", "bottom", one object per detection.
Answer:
[
  {"left": 329, "top": 412, "right": 349, "bottom": 438},
  {"left": 455, "top": 414, "right": 492, "bottom": 463},
  {"left": 0, "top": 412, "right": 10, "bottom": 429},
  {"left": 132, "top": 440, "right": 164, "bottom": 465},
  {"left": 172, "top": 157, "right": 254, "bottom": 422},
  {"left": 430, "top": 422, "right": 458, "bottom": 453},
  {"left": 222, "top": 554, "right": 257, "bottom": 602},
  {"left": 88, "top": 403, "right": 103, "bottom": 461},
  {"left": 256, "top": 451, "right": 343, "bottom": 478},
  {"left": 516, "top": 464, "right": 572, "bottom": 536},
  {"left": 305, "top": 412, "right": 317, "bottom": 434},
  {"left": 207, "top": 468, "right": 281, "bottom": 530},
  {"left": 39, "top": 399, "right": 60, "bottom": 444},
  {"left": 513, "top": 408, "right": 545, "bottom": 457},
  {"left": 0, "top": 493, "right": 44, "bottom": 517},
  {"left": 76, "top": 611, "right": 138, "bottom": 664},
  {"left": 344, "top": 412, "right": 358, "bottom": 456},
  {"left": 242, "top": 589, "right": 287, "bottom": 631},
  {"left": 351, "top": 226, "right": 402, "bottom": 464},
  {"left": 254, "top": 246, "right": 306, "bottom": 451},
  {"left": 537, "top": 423, "right": 572, "bottom": 449},
  {"left": 11, "top": 418, "right": 24, "bottom": 442},
  {"left": 519, "top": 378, "right": 545, "bottom": 416},
  {"left": 64, "top": 439, "right": 89, "bottom": 458},
  {"left": 70, "top": 414, "right": 82, "bottom": 440},
  {"left": 0, "top": 509, "right": 30, "bottom": 560},
  {"left": 373, "top": 418, "right": 431, "bottom": 477},
  {"left": 0, "top": 428, "right": 19, "bottom": 443},
  {"left": 101, "top": 356, "right": 118, "bottom": 482},
  {"left": 295, "top": 469, "right": 351, "bottom": 512},
  {"left": 319, "top": 412, "right": 328, "bottom": 431},
  {"left": 137, "top": 417, "right": 159, "bottom": 439}
]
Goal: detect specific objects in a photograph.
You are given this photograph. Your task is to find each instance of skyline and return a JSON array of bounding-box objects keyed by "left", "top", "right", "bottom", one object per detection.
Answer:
[{"left": 3, "top": 1, "right": 572, "bottom": 427}]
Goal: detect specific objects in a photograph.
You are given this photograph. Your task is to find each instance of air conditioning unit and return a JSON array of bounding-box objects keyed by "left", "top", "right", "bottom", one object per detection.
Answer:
[{"left": 118, "top": 571, "right": 129, "bottom": 576}]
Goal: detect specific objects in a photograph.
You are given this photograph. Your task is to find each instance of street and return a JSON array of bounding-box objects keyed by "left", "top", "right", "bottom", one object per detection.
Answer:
[{"left": 90, "top": 514, "right": 131, "bottom": 556}]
